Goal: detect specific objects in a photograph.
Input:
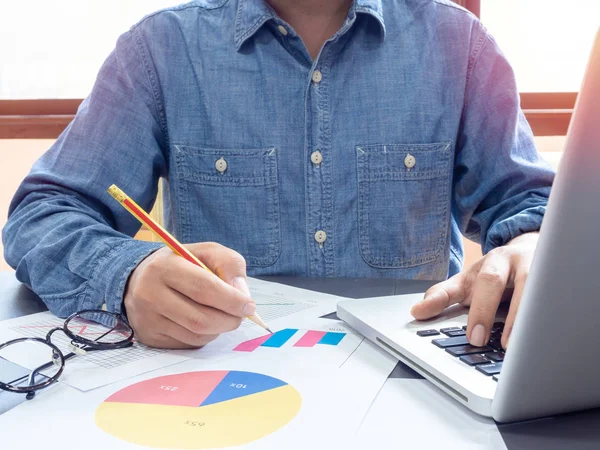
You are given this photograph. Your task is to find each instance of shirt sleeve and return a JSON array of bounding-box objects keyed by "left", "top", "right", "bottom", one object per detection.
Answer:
[
  {"left": 453, "top": 26, "right": 555, "bottom": 255},
  {"left": 2, "top": 26, "right": 166, "bottom": 317}
]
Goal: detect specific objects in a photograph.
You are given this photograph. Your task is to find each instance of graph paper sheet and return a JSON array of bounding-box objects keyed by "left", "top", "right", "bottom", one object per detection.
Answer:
[
  {"left": 243, "top": 277, "right": 343, "bottom": 326},
  {"left": 0, "top": 312, "right": 190, "bottom": 392}
]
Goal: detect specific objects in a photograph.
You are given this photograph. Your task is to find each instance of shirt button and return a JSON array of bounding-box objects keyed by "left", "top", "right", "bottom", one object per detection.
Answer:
[
  {"left": 277, "top": 25, "right": 288, "bottom": 36},
  {"left": 215, "top": 157, "right": 228, "bottom": 173},
  {"left": 311, "top": 151, "right": 323, "bottom": 165},
  {"left": 314, "top": 230, "right": 327, "bottom": 244},
  {"left": 312, "top": 70, "right": 322, "bottom": 84},
  {"left": 404, "top": 154, "right": 416, "bottom": 169}
]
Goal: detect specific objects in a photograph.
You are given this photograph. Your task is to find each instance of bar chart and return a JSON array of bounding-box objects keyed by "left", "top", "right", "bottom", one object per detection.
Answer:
[{"left": 234, "top": 328, "right": 347, "bottom": 353}]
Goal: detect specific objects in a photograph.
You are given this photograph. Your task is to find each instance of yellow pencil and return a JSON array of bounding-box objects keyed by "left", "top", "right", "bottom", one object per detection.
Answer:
[{"left": 108, "top": 184, "right": 272, "bottom": 333}]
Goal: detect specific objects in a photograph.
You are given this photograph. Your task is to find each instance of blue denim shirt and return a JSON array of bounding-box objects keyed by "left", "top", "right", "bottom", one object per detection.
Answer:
[{"left": 3, "top": 0, "right": 554, "bottom": 318}]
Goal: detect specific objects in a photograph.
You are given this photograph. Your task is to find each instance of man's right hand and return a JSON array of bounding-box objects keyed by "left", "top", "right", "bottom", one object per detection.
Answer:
[{"left": 124, "top": 242, "right": 256, "bottom": 349}]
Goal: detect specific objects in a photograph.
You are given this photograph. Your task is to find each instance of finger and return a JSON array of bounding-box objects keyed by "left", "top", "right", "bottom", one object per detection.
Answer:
[
  {"left": 128, "top": 314, "right": 201, "bottom": 349},
  {"left": 161, "top": 255, "right": 255, "bottom": 318},
  {"left": 138, "top": 330, "right": 215, "bottom": 350},
  {"left": 501, "top": 269, "right": 528, "bottom": 349},
  {"left": 410, "top": 273, "right": 468, "bottom": 320},
  {"left": 466, "top": 252, "right": 511, "bottom": 347},
  {"left": 158, "top": 286, "right": 243, "bottom": 335},
  {"left": 136, "top": 334, "right": 197, "bottom": 349},
  {"left": 187, "top": 242, "right": 250, "bottom": 296},
  {"left": 156, "top": 316, "right": 220, "bottom": 348}
]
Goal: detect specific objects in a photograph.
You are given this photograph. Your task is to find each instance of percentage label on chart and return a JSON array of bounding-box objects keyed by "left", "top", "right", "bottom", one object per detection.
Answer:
[
  {"left": 184, "top": 421, "right": 206, "bottom": 428},
  {"left": 159, "top": 385, "right": 179, "bottom": 392}
]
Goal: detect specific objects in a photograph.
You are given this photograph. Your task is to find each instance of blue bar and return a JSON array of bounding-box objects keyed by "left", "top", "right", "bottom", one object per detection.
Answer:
[
  {"left": 261, "top": 329, "right": 298, "bottom": 348},
  {"left": 318, "top": 332, "right": 346, "bottom": 346}
]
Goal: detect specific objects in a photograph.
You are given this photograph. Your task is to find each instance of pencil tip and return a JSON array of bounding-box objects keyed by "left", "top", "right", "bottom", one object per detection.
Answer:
[{"left": 266, "top": 328, "right": 274, "bottom": 334}]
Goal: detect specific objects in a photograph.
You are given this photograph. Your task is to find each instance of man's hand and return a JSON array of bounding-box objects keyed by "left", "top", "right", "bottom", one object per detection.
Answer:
[
  {"left": 410, "top": 232, "right": 539, "bottom": 349},
  {"left": 124, "top": 242, "right": 255, "bottom": 349}
]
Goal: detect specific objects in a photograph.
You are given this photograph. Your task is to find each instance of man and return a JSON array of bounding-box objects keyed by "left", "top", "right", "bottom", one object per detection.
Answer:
[{"left": 2, "top": 0, "right": 554, "bottom": 350}]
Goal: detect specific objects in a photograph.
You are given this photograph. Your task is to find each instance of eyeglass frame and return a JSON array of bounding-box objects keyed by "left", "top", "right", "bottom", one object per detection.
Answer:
[{"left": 0, "top": 309, "right": 134, "bottom": 399}]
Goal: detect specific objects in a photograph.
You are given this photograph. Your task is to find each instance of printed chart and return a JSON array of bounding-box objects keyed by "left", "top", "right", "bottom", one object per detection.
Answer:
[
  {"left": 234, "top": 328, "right": 347, "bottom": 352},
  {"left": 95, "top": 371, "right": 302, "bottom": 449}
]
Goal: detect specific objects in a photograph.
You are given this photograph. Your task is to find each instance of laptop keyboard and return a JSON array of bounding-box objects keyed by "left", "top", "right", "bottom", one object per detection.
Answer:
[{"left": 417, "top": 322, "right": 505, "bottom": 381}]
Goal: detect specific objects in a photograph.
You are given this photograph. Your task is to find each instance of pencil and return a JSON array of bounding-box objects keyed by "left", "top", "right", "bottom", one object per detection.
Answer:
[{"left": 107, "top": 184, "right": 272, "bottom": 334}]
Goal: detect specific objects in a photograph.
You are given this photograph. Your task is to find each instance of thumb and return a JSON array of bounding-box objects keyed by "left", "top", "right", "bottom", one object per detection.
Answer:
[
  {"left": 185, "top": 242, "right": 250, "bottom": 297},
  {"left": 410, "top": 274, "right": 466, "bottom": 320}
]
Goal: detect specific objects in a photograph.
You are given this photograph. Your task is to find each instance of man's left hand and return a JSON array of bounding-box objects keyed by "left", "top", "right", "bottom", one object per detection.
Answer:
[{"left": 410, "top": 232, "right": 539, "bottom": 349}]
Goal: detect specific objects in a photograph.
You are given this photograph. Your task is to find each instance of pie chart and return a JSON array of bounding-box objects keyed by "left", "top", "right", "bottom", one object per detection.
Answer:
[{"left": 95, "top": 371, "right": 302, "bottom": 449}]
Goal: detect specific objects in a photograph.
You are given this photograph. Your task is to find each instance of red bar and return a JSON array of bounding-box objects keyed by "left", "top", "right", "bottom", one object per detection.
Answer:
[
  {"left": 233, "top": 334, "right": 272, "bottom": 352},
  {"left": 293, "top": 330, "right": 327, "bottom": 348}
]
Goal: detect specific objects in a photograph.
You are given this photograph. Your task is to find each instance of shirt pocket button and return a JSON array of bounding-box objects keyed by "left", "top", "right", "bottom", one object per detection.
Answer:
[
  {"left": 215, "top": 157, "right": 228, "bottom": 173},
  {"left": 404, "top": 154, "right": 416, "bottom": 170}
]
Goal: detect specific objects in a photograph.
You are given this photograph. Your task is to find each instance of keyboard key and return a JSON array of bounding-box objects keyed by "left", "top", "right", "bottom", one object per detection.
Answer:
[
  {"left": 462, "top": 325, "right": 468, "bottom": 331},
  {"left": 432, "top": 336, "right": 470, "bottom": 348},
  {"left": 476, "top": 362, "right": 503, "bottom": 376},
  {"left": 445, "top": 330, "right": 467, "bottom": 337},
  {"left": 417, "top": 329, "right": 440, "bottom": 337},
  {"left": 459, "top": 354, "right": 492, "bottom": 366},
  {"left": 492, "top": 322, "right": 505, "bottom": 331},
  {"left": 440, "top": 327, "right": 463, "bottom": 335},
  {"left": 487, "top": 338, "right": 503, "bottom": 350},
  {"left": 445, "top": 345, "right": 492, "bottom": 356},
  {"left": 487, "top": 352, "right": 505, "bottom": 362}
]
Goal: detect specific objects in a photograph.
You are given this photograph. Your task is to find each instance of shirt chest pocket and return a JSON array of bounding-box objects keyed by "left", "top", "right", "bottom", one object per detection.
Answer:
[
  {"left": 173, "top": 145, "right": 281, "bottom": 267},
  {"left": 356, "top": 142, "right": 452, "bottom": 268}
]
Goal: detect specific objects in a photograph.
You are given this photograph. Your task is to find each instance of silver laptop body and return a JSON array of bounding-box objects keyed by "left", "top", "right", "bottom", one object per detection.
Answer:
[{"left": 338, "top": 29, "right": 600, "bottom": 423}]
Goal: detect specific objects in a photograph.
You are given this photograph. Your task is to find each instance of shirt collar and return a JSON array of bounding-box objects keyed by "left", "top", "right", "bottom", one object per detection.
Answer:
[{"left": 234, "top": 0, "right": 386, "bottom": 51}]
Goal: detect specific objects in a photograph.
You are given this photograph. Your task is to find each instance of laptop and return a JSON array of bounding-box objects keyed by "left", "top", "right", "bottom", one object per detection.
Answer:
[{"left": 337, "top": 28, "right": 600, "bottom": 423}]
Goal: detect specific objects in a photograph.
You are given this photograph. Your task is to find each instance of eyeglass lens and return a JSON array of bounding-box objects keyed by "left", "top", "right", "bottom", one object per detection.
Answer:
[
  {"left": 66, "top": 311, "right": 132, "bottom": 345},
  {"left": 0, "top": 340, "right": 61, "bottom": 390}
]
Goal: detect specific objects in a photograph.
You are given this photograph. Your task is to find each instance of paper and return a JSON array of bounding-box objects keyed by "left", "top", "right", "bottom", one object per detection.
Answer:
[
  {"left": 0, "top": 278, "right": 400, "bottom": 449},
  {"left": 0, "top": 312, "right": 189, "bottom": 391},
  {"left": 173, "top": 278, "right": 347, "bottom": 362},
  {"left": 354, "top": 379, "right": 507, "bottom": 449},
  {"left": 0, "top": 278, "right": 343, "bottom": 392},
  {"left": 231, "top": 321, "right": 362, "bottom": 364},
  {"left": 243, "top": 277, "right": 344, "bottom": 325},
  {"left": 0, "top": 338, "right": 397, "bottom": 449}
]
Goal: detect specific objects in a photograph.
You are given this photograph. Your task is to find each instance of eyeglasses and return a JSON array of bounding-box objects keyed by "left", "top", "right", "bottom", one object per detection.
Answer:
[{"left": 0, "top": 310, "right": 134, "bottom": 399}]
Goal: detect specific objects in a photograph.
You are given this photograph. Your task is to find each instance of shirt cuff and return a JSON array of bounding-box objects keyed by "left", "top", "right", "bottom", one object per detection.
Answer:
[
  {"left": 483, "top": 205, "right": 546, "bottom": 254},
  {"left": 84, "top": 239, "right": 164, "bottom": 315}
]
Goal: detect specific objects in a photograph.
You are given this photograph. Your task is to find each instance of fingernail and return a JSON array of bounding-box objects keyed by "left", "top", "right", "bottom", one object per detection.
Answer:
[
  {"left": 232, "top": 276, "right": 251, "bottom": 298},
  {"left": 470, "top": 324, "right": 486, "bottom": 347},
  {"left": 243, "top": 302, "right": 256, "bottom": 316}
]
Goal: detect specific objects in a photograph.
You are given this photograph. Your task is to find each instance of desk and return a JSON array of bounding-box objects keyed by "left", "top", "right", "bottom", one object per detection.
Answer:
[{"left": 0, "top": 272, "right": 599, "bottom": 449}]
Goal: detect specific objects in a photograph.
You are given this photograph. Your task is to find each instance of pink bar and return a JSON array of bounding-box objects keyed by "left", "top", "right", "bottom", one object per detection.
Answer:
[
  {"left": 233, "top": 334, "right": 272, "bottom": 352},
  {"left": 294, "top": 330, "right": 327, "bottom": 348}
]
